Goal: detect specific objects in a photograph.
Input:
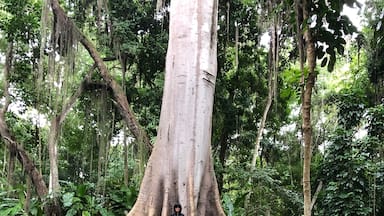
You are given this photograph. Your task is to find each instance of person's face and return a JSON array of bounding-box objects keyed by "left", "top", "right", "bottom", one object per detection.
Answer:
[{"left": 175, "top": 207, "right": 181, "bottom": 212}]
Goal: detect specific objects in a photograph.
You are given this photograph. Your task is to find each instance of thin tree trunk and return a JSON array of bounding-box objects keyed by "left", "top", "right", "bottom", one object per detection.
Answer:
[
  {"left": 2, "top": 145, "right": 6, "bottom": 175},
  {"left": 156, "top": 0, "right": 164, "bottom": 13},
  {"left": 35, "top": 122, "right": 42, "bottom": 174},
  {"left": 217, "top": 91, "right": 234, "bottom": 193},
  {"left": 124, "top": 127, "right": 129, "bottom": 186},
  {"left": 288, "top": 149, "right": 294, "bottom": 186},
  {"left": 24, "top": 175, "right": 32, "bottom": 213},
  {"left": 103, "top": 109, "right": 114, "bottom": 196},
  {"left": 302, "top": 0, "right": 316, "bottom": 215},
  {"left": 217, "top": 130, "right": 228, "bottom": 193},
  {"left": 302, "top": 29, "right": 315, "bottom": 216},
  {"left": 373, "top": 175, "right": 376, "bottom": 216},
  {"left": 96, "top": 92, "right": 105, "bottom": 195},
  {"left": 2, "top": 42, "right": 12, "bottom": 122},
  {"left": 246, "top": 5, "right": 279, "bottom": 213},
  {"left": 2, "top": 42, "right": 16, "bottom": 188},
  {"left": 235, "top": 24, "right": 239, "bottom": 70},
  {"left": 7, "top": 135, "right": 16, "bottom": 188},
  {"left": 251, "top": 0, "right": 279, "bottom": 169},
  {"left": 96, "top": 131, "right": 103, "bottom": 194},
  {"left": 127, "top": 0, "right": 224, "bottom": 215},
  {"left": 295, "top": 0, "right": 305, "bottom": 83},
  {"left": 47, "top": 117, "right": 61, "bottom": 195},
  {"left": 0, "top": 42, "right": 49, "bottom": 213},
  {"left": 89, "top": 131, "right": 94, "bottom": 181},
  {"left": 273, "top": 15, "right": 279, "bottom": 108},
  {"left": 266, "top": 208, "right": 271, "bottom": 216},
  {"left": 251, "top": 47, "right": 275, "bottom": 167},
  {"left": 121, "top": 55, "right": 130, "bottom": 186},
  {"left": 226, "top": 0, "right": 230, "bottom": 42},
  {"left": 47, "top": 67, "right": 94, "bottom": 215},
  {"left": 96, "top": 0, "right": 103, "bottom": 30},
  {"left": 0, "top": 124, "right": 49, "bottom": 202},
  {"left": 0, "top": 128, "right": 48, "bottom": 197}
]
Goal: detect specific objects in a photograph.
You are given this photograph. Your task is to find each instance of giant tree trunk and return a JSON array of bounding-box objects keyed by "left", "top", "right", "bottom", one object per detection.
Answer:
[
  {"left": 302, "top": 0, "right": 316, "bottom": 215},
  {"left": 127, "top": 0, "right": 224, "bottom": 215}
]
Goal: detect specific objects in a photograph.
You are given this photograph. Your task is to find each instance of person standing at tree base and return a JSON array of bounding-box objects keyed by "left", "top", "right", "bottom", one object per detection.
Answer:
[{"left": 171, "top": 204, "right": 184, "bottom": 216}]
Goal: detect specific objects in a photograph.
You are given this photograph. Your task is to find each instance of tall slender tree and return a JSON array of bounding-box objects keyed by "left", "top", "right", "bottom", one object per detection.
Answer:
[
  {"left": 301, "top": 0, "right": 316, "bottom": 215},
  {"left": 0, "top": 41, "right": 51, "bottom": 214},
  {"left": 295, "top": 0, "right": 360, "bottom": 215}
]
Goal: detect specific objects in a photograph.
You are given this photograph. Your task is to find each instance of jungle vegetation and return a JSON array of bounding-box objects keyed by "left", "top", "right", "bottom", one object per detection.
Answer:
[{"left": 0, "top": 0, "right": 383, "bottom": 215}]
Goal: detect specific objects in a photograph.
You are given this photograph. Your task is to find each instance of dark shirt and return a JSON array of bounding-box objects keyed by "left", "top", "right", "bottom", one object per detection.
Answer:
[{"left": 171, "top": 213, "right": 184, "bottom": 216}]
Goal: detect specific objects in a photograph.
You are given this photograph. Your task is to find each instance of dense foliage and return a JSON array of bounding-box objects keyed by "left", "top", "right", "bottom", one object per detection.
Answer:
[{"left": 0, "top": 0, "right": 383, "bottom": 215}]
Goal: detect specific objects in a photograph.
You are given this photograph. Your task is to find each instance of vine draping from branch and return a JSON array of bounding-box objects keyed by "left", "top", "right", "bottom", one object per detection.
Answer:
[{"left": 49, "top": 0, "right": 152, "bottom": 151}]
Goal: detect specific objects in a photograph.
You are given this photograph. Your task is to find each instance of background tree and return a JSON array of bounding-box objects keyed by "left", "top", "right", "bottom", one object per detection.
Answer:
[{"left": 295, "top": 0, "right": 360, "bottom": 215}]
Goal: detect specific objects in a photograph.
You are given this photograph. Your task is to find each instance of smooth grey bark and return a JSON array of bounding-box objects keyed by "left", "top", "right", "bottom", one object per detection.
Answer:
[{"left": 127, "top": 1, "right": 224, "bottom": 215}]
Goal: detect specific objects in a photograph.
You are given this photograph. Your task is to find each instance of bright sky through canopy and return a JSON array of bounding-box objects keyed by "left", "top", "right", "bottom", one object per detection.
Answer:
[{"left": 342, "top": 0, "right": 366, "bottom": 31}]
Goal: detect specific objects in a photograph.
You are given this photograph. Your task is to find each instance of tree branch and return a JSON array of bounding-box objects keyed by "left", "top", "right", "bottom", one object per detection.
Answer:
[
  {"left": 311, "top": 180, "right": 323, "bottom": 211},
  {"left": 58, "top": 64, "right": 96, "bottom": 124},
  {"left": 103, "top": 56, "right": 117, "bottom": 61},
  {"left": 50, "top": 0, "right": 152, "bottom": 151},
  {"left": 1, "top": 43, "right": 13, "bottom": 115},
  {"left": 0, "top": 41, "right": 48, "bottom": 200},
  {"left": 0, "top": 123, "right": 48, "bottom": 198}
]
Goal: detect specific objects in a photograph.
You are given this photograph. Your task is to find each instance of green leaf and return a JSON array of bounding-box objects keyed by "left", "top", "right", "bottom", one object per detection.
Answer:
[
  {"left": 336, "top": 44, "right": 345, "bottom": 55},
  {"left": 327, "top": 54, "right": 336, "bottom": 72},
  {"left": 321, "top": 57, "right": 328, "bottom": 67},
  {"left": 66, "top": 208, "right": 77, "bottom": 216},
  {"left": 99, "top": 208, "right": 109, "bottom": 216},
  {"left": 76, "top": 184, "right": 87, "bottom": 197},
  {"left": 63, "top": 192, "right": 75, "bottom": 207},
  {"left": 317, "top": 49, "right": 326, "bottom": 59},
  {"left": 82, "top": 211, "right": 91, "bottom": 216},
  {"left": 0, "top": 208, "right": 14, "bottom": 216},
  {"left": 0, "top": 202, "right": 23, "bottom": 216},
  {"left": 223, "top": 194, "right": 234, "bottom": 216}
]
